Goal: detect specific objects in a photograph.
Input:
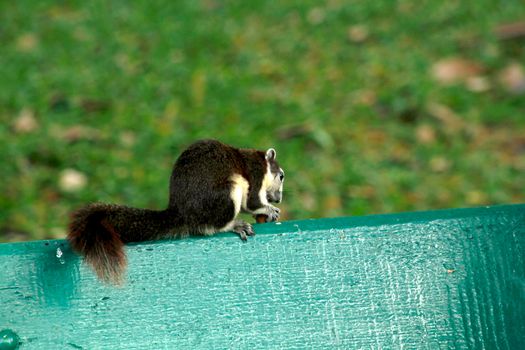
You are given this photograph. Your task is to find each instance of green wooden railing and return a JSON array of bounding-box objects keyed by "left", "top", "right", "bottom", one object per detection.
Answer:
[{"left": 1, "top": 204, "right": 524, "bottom": 349}]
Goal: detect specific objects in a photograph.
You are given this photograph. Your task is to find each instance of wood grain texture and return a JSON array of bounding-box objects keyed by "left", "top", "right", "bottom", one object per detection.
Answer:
[{"left": 1, "top": 205, "right": 524, "bottom": 349}]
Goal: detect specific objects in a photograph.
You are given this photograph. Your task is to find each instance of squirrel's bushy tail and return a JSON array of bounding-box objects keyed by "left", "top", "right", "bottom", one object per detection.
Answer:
[
  {"left": 68, "top": 203, "right": 177, "bottom": 284},
  {"left": 68, "top": 204, "right": 127, "bottom": 285}
]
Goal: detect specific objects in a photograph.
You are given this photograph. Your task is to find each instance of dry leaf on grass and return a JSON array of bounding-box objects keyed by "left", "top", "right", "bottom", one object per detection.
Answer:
[
  {"left": 430, "top": 157, "right": 450, "bottom": 173},
  {"left": 416, "top": 124, "right": 436, "bottom": 144},
  {"left": 50, "top": 124, "right": 101, "bottom": 142},
  {"left": 16, "top": 33, "right": 38, "bottom": 52},
  {"left": 307, "top": 7, "right": 325, "bottom": 25},
  {"left": 494, "top": 21, "right": 525, "bottom": 40},
  {"left": 59, "top": 169, "right": 87, "bottom": 192},
  {"left": 426, "top": 103, "right": 464, "bottom": 133},
  {"left": 13, "top": 109, "right": 38, "bottom": 133},
  {"left": 431, "top": 57, "right": 484, "bottom": 85},
  {"left": 498, "top": 63, "right": 525, "bottom": 94},
  {"left": 353, "top": 89, "right": 377, "bottom": 106},
  {"left": 347, "top": 25, "right": 369, "bottom": 43},
  {"left": 64, "top": 126, "right": 100, "bottom": 142},
  {"left": 465, "top": 76, "right": 490, "bottom": 92},
  {"left": 277, "top": 123, "right": 314, "bottom": 140}
]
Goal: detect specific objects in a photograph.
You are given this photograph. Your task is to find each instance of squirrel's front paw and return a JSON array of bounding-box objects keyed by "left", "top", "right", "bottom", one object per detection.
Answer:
[
  {"left": 265, "top": 205, "right": 280, "bottom": 222},
  {"left": 251, "top": 205, "right": 280, "bottom": 222}
]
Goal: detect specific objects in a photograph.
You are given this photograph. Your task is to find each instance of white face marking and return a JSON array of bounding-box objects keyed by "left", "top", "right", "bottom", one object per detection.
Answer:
[
  {"left": 259, "top": 163, "right": 273, "bottom": 206},
  {"left": 279, "top": 167, "right": 284, "bottom": 194}
]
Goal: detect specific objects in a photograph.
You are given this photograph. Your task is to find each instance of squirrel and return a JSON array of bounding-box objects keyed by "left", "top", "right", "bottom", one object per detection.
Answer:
[{"left": 67, "top": 139, "right": 285, "bottom": 284}]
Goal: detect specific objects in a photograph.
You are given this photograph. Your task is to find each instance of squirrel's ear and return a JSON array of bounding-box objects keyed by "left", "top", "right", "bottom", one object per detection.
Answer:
[{"left": 265, "top": 148, "right": 276, "bottom": 161}]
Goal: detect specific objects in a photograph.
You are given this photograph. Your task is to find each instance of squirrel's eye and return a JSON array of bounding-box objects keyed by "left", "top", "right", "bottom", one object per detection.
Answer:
[{"left": 279, "top": 172, "right": 284, "bottom": 181}]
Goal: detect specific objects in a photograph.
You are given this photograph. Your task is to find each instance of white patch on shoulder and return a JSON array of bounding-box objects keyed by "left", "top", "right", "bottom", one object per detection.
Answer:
[{"left": 230, "top": 174, "right": 250, "bottom": 216}]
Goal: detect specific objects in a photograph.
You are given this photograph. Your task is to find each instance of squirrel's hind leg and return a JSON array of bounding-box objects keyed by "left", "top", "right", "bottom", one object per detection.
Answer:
[
  {"left": 231, "top": 220, "right": 254, "bottom": 241},
  {"left": 191, "top": 175, "right": 255, "bottom": 240},
  {"left": 214, "top": 219, "right": 254, "bottom": 241}
]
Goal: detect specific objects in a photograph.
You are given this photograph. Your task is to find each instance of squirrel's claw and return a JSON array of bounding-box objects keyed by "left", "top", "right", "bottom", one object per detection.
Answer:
[
  {"left": 233, "top": 220, "right": 255, "bottom": 241},
  {"left": 266, "top": 205, "right": 280, "bottom": 222}
]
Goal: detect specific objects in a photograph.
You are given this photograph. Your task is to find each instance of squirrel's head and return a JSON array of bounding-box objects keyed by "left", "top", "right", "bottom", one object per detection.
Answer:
[{"left": 263, "top": 148, "right": 284, "bottom": 204}]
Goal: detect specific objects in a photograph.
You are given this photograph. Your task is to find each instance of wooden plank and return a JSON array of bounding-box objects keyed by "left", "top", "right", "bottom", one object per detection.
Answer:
[{"left": 1, "top": 204, "right": 524, "bottom": 349}]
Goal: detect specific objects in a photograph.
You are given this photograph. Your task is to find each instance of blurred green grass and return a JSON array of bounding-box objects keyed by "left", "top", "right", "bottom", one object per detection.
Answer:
[{"left": 1, "top": 0, "right": 524, "bottom": 241}]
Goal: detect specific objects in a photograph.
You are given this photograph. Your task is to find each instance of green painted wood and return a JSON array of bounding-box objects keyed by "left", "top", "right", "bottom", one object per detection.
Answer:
[{"left": 1, "top": 204, "right": 524, "bottom": 349}]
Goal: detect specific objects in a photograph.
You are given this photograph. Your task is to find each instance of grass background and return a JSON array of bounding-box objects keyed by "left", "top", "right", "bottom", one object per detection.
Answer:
[{"left": 1, "top": 0, "right": 524, "bottom": 241}]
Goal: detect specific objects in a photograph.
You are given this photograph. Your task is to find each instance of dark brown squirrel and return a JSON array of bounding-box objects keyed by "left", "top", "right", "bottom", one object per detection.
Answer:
[{"left": 67, "top": 139, "right": 285, "bottom": 284}]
